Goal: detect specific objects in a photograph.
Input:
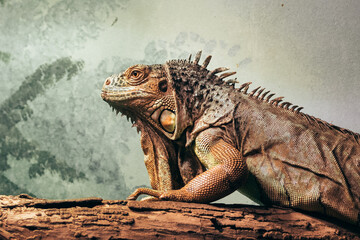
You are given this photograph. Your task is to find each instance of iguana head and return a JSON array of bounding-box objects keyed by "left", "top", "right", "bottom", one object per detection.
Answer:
[
  {"left": 101, "top": 51, "right": 237, "bottom": 140},
  {"left": 101, "top": 63, "right": 180, "bottom": 139}
]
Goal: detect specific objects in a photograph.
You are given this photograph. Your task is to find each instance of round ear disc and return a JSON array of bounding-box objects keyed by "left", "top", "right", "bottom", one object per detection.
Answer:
[{"left": 159, "top": 110, "right": 175, "bottom": 133}]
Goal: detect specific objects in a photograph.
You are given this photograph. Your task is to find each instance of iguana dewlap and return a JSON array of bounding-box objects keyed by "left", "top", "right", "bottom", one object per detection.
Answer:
[{"left": 101, "top": 51, "right": 360, "bottom": 226}]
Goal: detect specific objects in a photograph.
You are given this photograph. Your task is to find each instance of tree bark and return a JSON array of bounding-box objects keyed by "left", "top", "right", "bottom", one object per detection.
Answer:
[{"left": 0, "top": 194, "right": 358, "bottom": 239}]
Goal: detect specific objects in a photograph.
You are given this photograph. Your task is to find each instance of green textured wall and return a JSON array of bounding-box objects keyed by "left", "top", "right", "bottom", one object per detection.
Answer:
[{"left": 0, "top": 0, "right": 359, "bottom": 203}]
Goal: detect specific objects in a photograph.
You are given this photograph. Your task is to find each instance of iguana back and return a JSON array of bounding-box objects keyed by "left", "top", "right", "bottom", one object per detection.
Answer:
[{"left": 226, "top": 90, "right": 360, "bottom": 224}]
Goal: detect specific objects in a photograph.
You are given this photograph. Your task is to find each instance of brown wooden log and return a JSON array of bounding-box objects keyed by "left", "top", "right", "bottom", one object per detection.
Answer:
[{"left": 0, "top": 194, "right": 359, "bottom": 239}]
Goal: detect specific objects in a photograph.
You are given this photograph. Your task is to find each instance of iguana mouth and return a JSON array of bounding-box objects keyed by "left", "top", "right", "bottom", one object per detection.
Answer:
[
  {"left": 101, "top": 87, "right": 148, "bottom": 102},
  {"left": 101, "top": 87, "right": 157, "bottom": 124}
]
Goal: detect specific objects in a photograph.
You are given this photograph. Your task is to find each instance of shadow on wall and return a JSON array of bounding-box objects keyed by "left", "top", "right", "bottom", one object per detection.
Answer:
[{"left": 0, "top": 57, "right": 85, "bottom": 196}]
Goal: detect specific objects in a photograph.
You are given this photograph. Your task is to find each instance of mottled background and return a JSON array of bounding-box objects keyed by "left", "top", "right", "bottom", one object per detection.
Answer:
[{"left": 0, "top": 0, "right": 359, "bottom": 204}]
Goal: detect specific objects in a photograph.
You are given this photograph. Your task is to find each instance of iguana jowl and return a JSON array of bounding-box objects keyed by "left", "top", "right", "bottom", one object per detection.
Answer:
[{"left": 101, "top": 51, "right": 360, "bottom": 226}]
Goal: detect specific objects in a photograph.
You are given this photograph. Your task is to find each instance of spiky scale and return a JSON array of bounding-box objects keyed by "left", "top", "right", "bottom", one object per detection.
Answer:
[
  {"left": 207, "top": 67, "right": 229, "bottom": 78},
  {"left": 266, "top": 93, "right": 275, "bottom": 102},
  {"left": 249, "top": 86, "right": 261, "bottom": 97},
  {"left": 239, "top": 82, "right": 252, "bottom": 91},
  {"left": 270, "top": 97, "right": 284, "bottom": 104},
  {"left": 243, "top": 85, "right": 251, "bottom": 94},
  {"left": 254, "top": 88, "right": 265, "bottom": 98},
  {"left": 226, "top": 78, "right": 239, "bottom": 85},
  {"left": 274, "top": 98, "right": 284, "bottom": 106},
  {"left": 201, "top": 55, "right": 212, "bottom": 68},
  {"left": 279, "top": 101, "right": 292, "bottom": 109},
  {"left": 193, "top": 51, "right": 202, "bottom": 65},
  {"left": 219, "top": 71, "right": 237, "bottom": 80},
  {"left": 259, "top": 90, "right": 270, "bottom": 100},
  {"left": 295, "top": 107, "right": 304, "bottom": 113},
  {"left": 291, "top": 105, "right": 299, "bottom": 111}
]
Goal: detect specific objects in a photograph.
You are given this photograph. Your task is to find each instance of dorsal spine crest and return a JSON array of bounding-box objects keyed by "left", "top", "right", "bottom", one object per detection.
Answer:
[{"left": 171, "top": 51, "right": 360, "bottom": 142}]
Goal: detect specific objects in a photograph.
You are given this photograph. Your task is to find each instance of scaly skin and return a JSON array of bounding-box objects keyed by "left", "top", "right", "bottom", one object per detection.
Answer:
[{"left": 101, "top": 51, "right": 360, "bottom": 226}]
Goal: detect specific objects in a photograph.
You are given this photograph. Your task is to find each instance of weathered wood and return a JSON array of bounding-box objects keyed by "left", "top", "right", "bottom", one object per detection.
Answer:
[{"left": 0, "top": 195, "right": 358, "bottom": 239}]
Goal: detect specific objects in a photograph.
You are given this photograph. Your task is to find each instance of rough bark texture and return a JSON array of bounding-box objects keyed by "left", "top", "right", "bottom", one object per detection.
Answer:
[{"left": 0, "top": 195, "right": 358, "bottom": 239}]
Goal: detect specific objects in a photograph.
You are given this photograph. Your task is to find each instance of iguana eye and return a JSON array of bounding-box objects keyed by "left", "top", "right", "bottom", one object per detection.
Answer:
[{"left": 130, "top": 70, "right": 142, "bottom": 79}]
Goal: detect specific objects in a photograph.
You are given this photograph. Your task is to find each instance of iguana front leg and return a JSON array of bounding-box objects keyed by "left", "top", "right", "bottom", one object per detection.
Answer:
[{"left": 128, "top": 128, "right": 248, "bottom": 203}]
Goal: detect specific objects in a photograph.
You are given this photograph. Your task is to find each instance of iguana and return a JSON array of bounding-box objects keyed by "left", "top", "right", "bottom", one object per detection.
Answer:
[{"left": 101, "top": 51, "right": 360, "bottom": 226}]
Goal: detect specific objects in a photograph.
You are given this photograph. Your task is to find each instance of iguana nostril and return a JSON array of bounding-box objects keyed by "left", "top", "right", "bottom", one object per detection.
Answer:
[{"left": 105, "top": 79, "right": 111, "bottom": 85}]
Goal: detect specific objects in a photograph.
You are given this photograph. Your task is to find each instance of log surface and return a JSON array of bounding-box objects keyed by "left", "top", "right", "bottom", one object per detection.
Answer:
[{"left": 0, "top": 194, "right": 358, "bottom": 239}]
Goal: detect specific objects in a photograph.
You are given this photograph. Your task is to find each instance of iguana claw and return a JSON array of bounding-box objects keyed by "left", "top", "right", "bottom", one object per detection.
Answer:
[{"left": 127, "top": 188, "right": 163, "bottom": 201}]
